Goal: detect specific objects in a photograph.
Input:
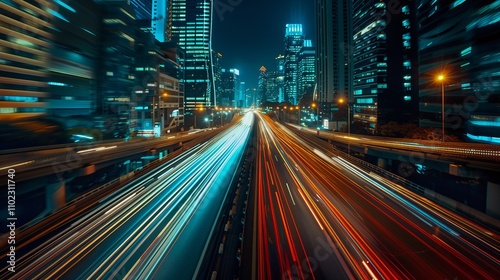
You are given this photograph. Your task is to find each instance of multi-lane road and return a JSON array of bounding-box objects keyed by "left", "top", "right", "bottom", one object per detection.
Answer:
[
  {"left": 2, "top": 111, "right": 499, "bottom": 279},
  {"left": 1, "top": 113, "right": 253, "bottom": 279},
  {"left": 252, "top": 113, "right": 499, "bottom": 279}
]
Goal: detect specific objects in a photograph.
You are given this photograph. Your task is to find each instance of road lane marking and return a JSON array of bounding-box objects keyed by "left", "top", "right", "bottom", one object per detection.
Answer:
[{"left": 286, "top": 183, "right": 296, "bottom": 205}]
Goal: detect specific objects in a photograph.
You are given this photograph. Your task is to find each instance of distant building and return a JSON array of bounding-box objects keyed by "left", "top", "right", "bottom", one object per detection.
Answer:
[
  {"left": 213, "top": 51, "right": 223, "bottom": 106},
  {"left": 276, "top": 54, "right": 286, "bottom": 103},
  {"left": 219, "top": 68, "right": 240, "bottom": 108},
  {"left": 168, "top": 0, "right": 214, "bottom": 110},
  {"left": 417, "top": 0, "right": 500, "bottom": 143},
  {"left": 298, "top": 40, "right": 316, "bottom": 104},
  {"left": 258, "top": 66, "right": 268, "bottom": 106},
  {"left": 265, "top": 70, "right": 279, "bottom": 103},
  {"left": 284, "top": 24, "right": 305, "bottom": 105}
]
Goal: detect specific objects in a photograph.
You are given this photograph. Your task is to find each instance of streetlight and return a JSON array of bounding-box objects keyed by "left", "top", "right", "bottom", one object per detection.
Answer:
[
  {"left": 194, "top": 106, "right": 204, "bottom": 129},
  {"left": 312, "top": 103, "right": 319, "bottom": 125},
  {"left": 296, "top": 106, "right": 300, "bottom": 125},
  {"left": 437, "top": 74, "right": 446, "bottom": 142},
  {"left": 339, "top": 98, "right": 351, "bottom": 154}
]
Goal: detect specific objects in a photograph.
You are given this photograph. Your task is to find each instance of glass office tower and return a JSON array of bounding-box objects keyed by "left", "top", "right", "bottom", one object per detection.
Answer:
[
  {"left": 284, "top": 24, "right": 304, "bottom": 105},
  {"left": 168, "top": 0, "right": 214, "bottom": 110}
]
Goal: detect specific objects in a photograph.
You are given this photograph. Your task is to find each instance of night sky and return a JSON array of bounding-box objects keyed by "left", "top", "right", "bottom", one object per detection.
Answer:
[{"left": 212, "top": 0, "right": 315, "bottom": 90}]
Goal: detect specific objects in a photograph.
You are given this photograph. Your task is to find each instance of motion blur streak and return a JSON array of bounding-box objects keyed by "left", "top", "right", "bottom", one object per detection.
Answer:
[
  {"left": 254, "top": 113, "right": 499, "bottom": 279},
  {"left": 7, "top": 113, "right": 253, "bottom": 280}
]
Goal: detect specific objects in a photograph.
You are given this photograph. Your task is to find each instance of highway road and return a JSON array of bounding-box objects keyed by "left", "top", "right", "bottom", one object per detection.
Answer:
[
  {"left": 253, "top": 113, "right": 499, "bottom": 279},
  {"left": 0, "top": 113, "right": 254, "bottom": 279}
]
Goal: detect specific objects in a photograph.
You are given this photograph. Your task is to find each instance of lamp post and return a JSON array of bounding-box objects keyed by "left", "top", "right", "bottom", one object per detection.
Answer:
[
  {"left": 312, "top": 103, "right": 319, "bottom": 126},
  {"left": 296, "top": 106, "right": 300, "bottom": 125},
  {"left": 437, "top": 74, "right": 445, "bottom": 142},
  {"left": 339, "top": 98, "right": 351, "bottom": 154}
]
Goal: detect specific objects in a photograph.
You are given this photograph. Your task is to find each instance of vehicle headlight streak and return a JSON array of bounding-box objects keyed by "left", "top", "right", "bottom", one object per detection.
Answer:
[{"left": 10, "top": 113, "right": 254, "bottom": 279}]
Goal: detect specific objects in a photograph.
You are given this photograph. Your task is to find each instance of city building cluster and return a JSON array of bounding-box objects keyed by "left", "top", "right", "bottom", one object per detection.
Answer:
[
  {"left": 1, "top": 0, "right": 499, "bottom": 143},
  {"left": 313, "top": 0, "right": 500, "bottom": 142}
]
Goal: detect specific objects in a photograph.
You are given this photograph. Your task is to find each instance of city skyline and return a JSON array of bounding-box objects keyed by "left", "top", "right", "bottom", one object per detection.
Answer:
[
  {"left": 212, "top": 0, "right": 314, "bottom": 90},
  {"left": 1, "top": 1, "right": 500, "bottom": 279}
]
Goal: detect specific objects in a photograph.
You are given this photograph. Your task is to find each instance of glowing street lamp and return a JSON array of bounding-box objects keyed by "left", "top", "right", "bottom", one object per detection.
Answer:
[
  {"left": 338, "top": 98, "right": 351, "bottom": 154},
  {"left": 437, "top": 74, "right": 445, "bottom": 142},
  {"left": 311, "top": 103, "right": 319, "bottom": 123}
]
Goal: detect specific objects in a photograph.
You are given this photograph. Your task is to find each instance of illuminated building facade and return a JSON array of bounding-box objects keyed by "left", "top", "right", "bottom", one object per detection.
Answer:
[
  {"left": 418, "top": 0, "right": 500, "bottom": 143},
  {"left": 352, "top": 0, "right": 419, "bottom": 131},
  {"left": 298, "top": 39, "right": 316, "bottom": 103},
  {"left": 219, "top": 68, "right": 240, "bottom": 108},
  {"left": 0, "top": 0, "right": 54, "bottom": 119},
  {"left": 276, "top": 54, "right": 285, "bottom": 103},
  {"left": 168, "top": 0, "right": 214, "bottom": 110},
  {"left": 284, "top": 24, "right": 304, "bottom": 105}
]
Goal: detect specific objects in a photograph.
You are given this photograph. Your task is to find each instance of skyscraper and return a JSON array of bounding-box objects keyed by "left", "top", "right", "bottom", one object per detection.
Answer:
[
  {"left": 298, "top": 39, "right": 316, "bottom": 103},
  {"left": 168, "top": 0, "right": 214, "bottom": 110},
  {"left": 219, "top": 68, "right": 239, "bottom": 108},
  {"left": 315, "top": 0, "right": 352, "bottom": 122},
  {"left": 352, "top": 0, "right": 419, "bottom": 131},
  {"left": 284, "top": 24, "right": 305, "bottom": 105}
]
